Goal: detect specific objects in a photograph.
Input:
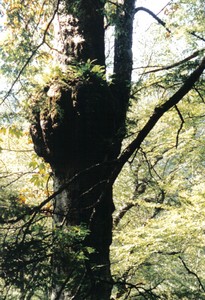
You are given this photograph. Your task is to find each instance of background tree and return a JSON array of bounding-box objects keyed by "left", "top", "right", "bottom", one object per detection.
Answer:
[{"left": 0, "top": 0, "right": 205, "bottom": 299}]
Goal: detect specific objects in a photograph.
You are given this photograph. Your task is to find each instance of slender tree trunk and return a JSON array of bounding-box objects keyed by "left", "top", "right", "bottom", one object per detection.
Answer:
[
  {"left": 30, "top": 1, "right": 135, "bottom": 299},
  {"left": 113, "top": 0, "right": 135, "bottom": 122}
]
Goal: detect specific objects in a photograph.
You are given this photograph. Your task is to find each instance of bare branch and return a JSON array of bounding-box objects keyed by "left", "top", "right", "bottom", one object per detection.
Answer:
[
  {"left": 140, "top": 147, "right": 162, "bottom": 179},
  {"left": 114, "top": 202, "right": 135, "bottom": 227},
  {"left": 156, "top": 1, "right": 173, "bottom": 15},
  {"left": 1, "top": 148, "right": 33, "bottom": 152},
  {"left": 0, "top": 171, "right": 36, "bottom": 188},
  {"left": 113, "top": 278, "right": 163, "bottom": 299},
  {"left": 179, "top": 256, "right": 205, "bottom": 292},
  {"left": 194, "top": 86, "right": 205, "bottom": 103},
  {"left": 174, "top": 105, "right": 185, "bottom": 148},
  {"left": 134, "top": 6, "right": 171, "bottom": 33},
  {"left": 190, "top": 32, "right": 205, "bottom": 42},
  {"left": 158, "top": 251, "right": 181, "bottom": 255},
  {"left": 142, "top": 49, "right": 205, "bottom": 75}
]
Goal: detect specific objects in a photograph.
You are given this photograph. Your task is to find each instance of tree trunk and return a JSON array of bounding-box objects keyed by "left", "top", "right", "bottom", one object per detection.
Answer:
[
  {"left": 30, "top": 1, "right": 135, "bottom": 299},
  {"left": 30, "top": 72, "right": 120, "bottom": 299},
  {"left": 50, "top": 166, "right": 114, "bottom": 300}
]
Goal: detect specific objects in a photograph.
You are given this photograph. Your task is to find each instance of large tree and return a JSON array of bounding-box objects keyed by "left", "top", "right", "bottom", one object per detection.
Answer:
[
  {"left": 0, "top": 0, "right": 205, "bottom": 299},
  {"left": 29, "top": 1, "right": 136, "bottom": 299}
]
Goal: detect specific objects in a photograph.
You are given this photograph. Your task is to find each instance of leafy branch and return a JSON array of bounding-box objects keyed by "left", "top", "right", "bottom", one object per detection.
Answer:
[
  {"left": 1, "top": 0, "right": 61, "bottom": 105},
  {"left": 88, "top": 56, "right": 205, "bottom": 225},
  {"left": 0, "top": 161, "right": 113, "bottom": 224},
  {"left": 115, "top": 56, "right": 205, "bottom": 180}
]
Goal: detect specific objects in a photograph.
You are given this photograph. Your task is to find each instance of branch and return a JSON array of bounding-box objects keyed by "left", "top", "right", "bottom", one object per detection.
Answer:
[
  {"left": 151, "top": 189, "right": 165, "bottom": 218},
  {"left": 140, "top": 147, "right": 162, "bottom": 179},
  {"left": 114, "top": 278, "right": 163, "bottom": 298},
  {"left": 190, "top": 32, "right": 205, "bottom": 42},
  {"left": 143, "top": 48, "right": 205, "bottom": 75},
  {"left": 1, "top": 171, "right": 36, "bottom": 188},
  {"left": 113, "top": 56, "right": 205, "bottom": 182},
  {"left": 158, "top": 251, "right": 181, "bottom": 255},
  {"left": 90, "top": 57, "right": 205, "bottom": 224},
  {"left": 179, "top": 256, "right": 205, "bottom": 292},
  {"left": 1, "top": 161, "right": 113, "bottom": 224},
  {"left": 194, "top": 86, "right": 205, "bottom": 103},
  {"left": 174, "top": 105, "right": 185, "bottom": 148},
  {"left": 134, "top": 6, "right": 171, "bottom": 33},
  {"left": 1, "top": 148, "right": 33, "bottom": 152},
  {"left": 114, "top": 202, "right": 135, "bottom": 227}
]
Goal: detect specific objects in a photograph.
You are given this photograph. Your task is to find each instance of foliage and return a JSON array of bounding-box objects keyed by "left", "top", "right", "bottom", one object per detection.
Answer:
[
  {"left": 112, "top": 52, "right": 205, "bottom": 300},
  {"left": 0, "top": 0, "right": 205, "bottom": 299},
  {"left": 74, "top": 59, "right": 106, "bottom": 82},
  {"left": 0, "top": 204, "right": 90, "bottom": 299}
]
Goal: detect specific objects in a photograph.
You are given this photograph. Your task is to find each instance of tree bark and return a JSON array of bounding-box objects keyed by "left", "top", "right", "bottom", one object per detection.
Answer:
[
  {"left": 30, "top": 1, "right": 135, "bottom": 298},
  {"left": 113, "top": 0, "right": 135, "bottom": 128},
  {"left": 30, "top": 75, "right": 119, "bottom": 299}
]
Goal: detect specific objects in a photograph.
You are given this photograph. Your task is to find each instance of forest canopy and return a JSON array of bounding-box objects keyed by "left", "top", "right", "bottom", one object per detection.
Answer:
[{"left": 0, "top": 0, "right": 205, "bottom": 299}]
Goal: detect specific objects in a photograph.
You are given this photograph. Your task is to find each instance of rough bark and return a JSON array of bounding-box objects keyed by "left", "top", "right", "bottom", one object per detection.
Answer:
[
  {"left": 30, "top": 0, "right": 136, "bottom": 299},
  {"left": 113, "top": 0, "right": 135, "bottom": 128},
  {"left": 30, "top": 75, "right": 119, "bottom": 299}
]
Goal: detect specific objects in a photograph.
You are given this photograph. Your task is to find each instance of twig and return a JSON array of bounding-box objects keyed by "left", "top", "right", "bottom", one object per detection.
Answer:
[
  {"left": 114, "top": 202, "right": 135, "bottom": 227},
  {"left": 156, "top": 1, "right": 173, "bottom": 16},
  {"left": 174, "top": 105, "right": 184, "bottom": 148},
  {"left": 0, "top": 171, "right": 37, "bottom": 188},
  {"left": 179, "top": 256, "right": 205, "bottom": 292},
  {"left": 194, "top": 86, "right": 205, "bottom": 103},
  {"left": 54, "top": 272, "right": 75, "bottom": 300},
  {"left": 143, "top": 48, "right": 205, "bottom": 75},
  {"left": 190, "top": 32, "right": 205, "bottom": 42},
  {"left": 140, "top": 147, "right": 162, "bottom": 179},
  {"left": 157, "top": 250, "right": 181, "bottom": 255},
  {"left": 1, "top": 148, "right": 33, "bottom": 152}
]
